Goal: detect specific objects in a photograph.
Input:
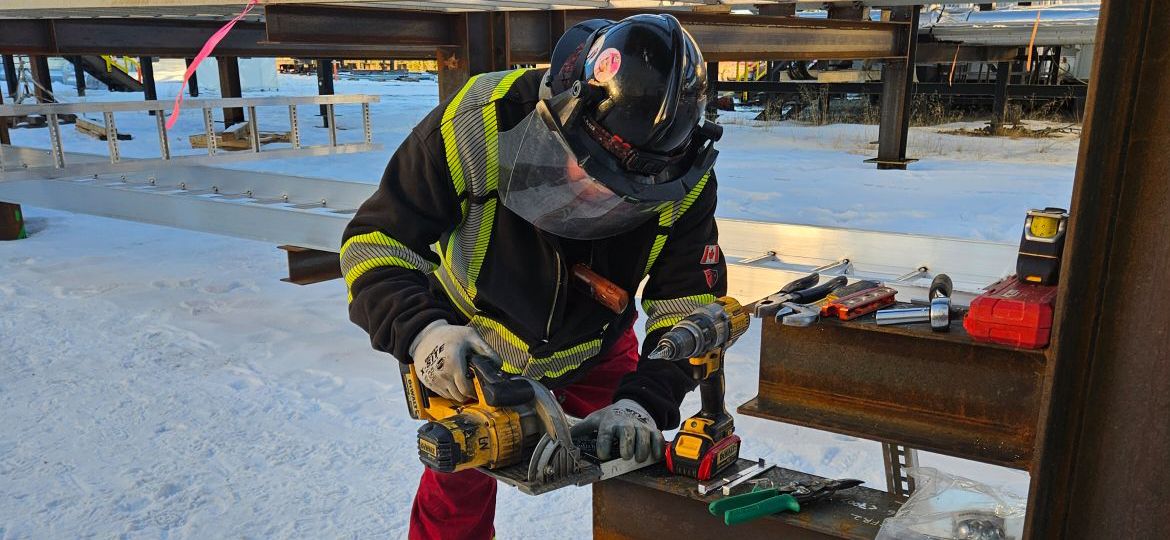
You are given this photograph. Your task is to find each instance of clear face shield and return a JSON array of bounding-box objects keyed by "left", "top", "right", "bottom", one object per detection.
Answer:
[{"left": 496, "top": 83, "right": 719, "bottom": 240}]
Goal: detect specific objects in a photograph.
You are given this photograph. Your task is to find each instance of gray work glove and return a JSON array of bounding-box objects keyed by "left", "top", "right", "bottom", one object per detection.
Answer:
[
  {"left": 570, "top": 399, "right": 665, "bottom": 462},
  {"left": 408, "top": 320, "right": 497, "bottom": 402}
]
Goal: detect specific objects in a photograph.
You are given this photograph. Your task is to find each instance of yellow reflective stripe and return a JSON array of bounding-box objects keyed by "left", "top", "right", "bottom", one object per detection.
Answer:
[
  {"left": 472, "top": 316, "right": 527, "bottom": 351},
  {"left": 657, "top": 201, "right": 677, "bottom": 228},
  {"left": 643, "top": 171, "right": 713, "bottom": 277},
  {"left": 527, "top": 339, "right": 604, "bottom": 379},
  {"left": 341, "top": 231, "right": 438, "bottom": 303},
  {"left": 643, "top": 293, "right": 718, "bottom": 334},
  {"left": 436, "top": 264, "right": 475, "bottom": 319},
  {"left": 467, "top": 200, "right": 496, "bottom": 287},
  {"left": 647, "top": 315, "right": 685, "bottom": 334},
  {"left": 493, "top": 68, "right": 529, "bottom": 100},
  {"left": 469, "top": 315, "right": 530, "bottom": 374},
  {"left": 678, "top": 170, "right": 712, "bottom": 217},
  {"left": 643, "top": 234, "right": 668, "bottom": 276},
  {"left": 441, "top": 73, "right": 483, "bottom": 199},
  {"left": 469, "top": 313, "right": 603, "bottom": 380}
]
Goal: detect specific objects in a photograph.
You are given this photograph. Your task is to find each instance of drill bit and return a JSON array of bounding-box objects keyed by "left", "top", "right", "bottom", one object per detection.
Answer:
[{"left": 648, "top": 341, "right": 676, "bottom": 360}]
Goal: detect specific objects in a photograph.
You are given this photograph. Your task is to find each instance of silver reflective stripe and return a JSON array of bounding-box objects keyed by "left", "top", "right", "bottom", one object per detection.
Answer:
[
  {"left": 643, "top": 294, "right": 718, "bottom": 334},
  {"left": 468, "top": 314, "right": 603, "bottom": 379},
  {"left": 438, "top": 68, "right": 612, "bottom": 381},
  {"left": 341, "top": 232, "right": 435, "bottom": 278},
  {"left": 340, "top": 231, "right": 437, "bottom": 302},
  {"left": 435, "top": 262, "right": 476, "bottom": 319},
  {"left": 445, "top": 70, "right": 523, "bottom": 290}
]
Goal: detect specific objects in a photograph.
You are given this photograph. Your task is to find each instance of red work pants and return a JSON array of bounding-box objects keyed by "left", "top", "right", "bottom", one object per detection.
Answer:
[{"left": 408, "top": 325, "right": 640, "bottom": 540}]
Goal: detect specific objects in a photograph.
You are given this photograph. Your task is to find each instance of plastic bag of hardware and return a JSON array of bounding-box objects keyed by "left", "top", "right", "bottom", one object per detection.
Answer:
[{"left": 875, "top": 467, "right": 1026, "bottom": 540}]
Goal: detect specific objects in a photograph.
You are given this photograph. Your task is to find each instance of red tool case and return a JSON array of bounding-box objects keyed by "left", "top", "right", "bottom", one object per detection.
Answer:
[{"left": 964, "top": 275, "right": 1058, "bottom": 349}]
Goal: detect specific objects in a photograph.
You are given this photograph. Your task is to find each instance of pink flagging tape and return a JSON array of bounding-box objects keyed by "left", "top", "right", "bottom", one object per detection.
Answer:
[{"left": 164, "top": 0, "right": 258, "bottom": 130}]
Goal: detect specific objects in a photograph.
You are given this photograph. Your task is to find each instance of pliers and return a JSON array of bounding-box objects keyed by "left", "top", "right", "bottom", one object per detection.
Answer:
[
  {"left": 753, "top": 273, "right": 849, "bottom": 320},
  {"left": 708, "top": 478, "right": 865, "bottom": 526}
]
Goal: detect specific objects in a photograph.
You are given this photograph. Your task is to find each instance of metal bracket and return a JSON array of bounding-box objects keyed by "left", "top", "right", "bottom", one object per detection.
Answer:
[{"left": 882, "top": 442, "right": 919, "bottom": 502}]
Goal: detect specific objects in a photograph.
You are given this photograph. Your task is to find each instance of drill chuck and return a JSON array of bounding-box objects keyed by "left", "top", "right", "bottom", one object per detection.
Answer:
[{"left": 649, "top": 297, "right": 749, "bottom": 361}]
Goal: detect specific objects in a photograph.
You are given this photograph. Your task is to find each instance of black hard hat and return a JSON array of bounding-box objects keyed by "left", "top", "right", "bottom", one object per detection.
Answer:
[
  {"left": 497, "top": 14, "right": 721, "bottom": 240},
  {"left": 548, "top": 14, "right": 717, "bottom": 174},
  {"left": 547, "top": 18, "right": 614, "bottom": 96}
]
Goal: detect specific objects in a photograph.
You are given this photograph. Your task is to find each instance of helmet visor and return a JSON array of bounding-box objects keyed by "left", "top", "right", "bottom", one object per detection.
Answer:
[{"left": 498, "top": 109, "right": 665, "bottom": 240}]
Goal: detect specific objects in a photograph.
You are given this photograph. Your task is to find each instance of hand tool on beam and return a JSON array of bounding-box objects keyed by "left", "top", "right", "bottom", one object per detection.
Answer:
[
  {"left": 875, "top": 274, "right": 953, "bottom": 331},
  {"left": 697, "top": 458, "right": 770, "bottom": 496},
  {"left": 708, "top": 478, "right": 865, "bottom": 526},
  {"left": 753, "top": 273, "right": 846, "bottom": 319}
]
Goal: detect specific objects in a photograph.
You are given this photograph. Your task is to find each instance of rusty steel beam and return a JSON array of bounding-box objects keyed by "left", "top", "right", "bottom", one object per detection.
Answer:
[
  {"left": 262, "top": 5, "right": 908, "bottom": 63},
  {"left": 1025, "top": 0, "right": 1170, "bottom": 537},
  {"left": 739, "top": 316, "right": 1045, "bottom": 470},
  {"left": 915, "top": 43, "right": 1018, "bottom": 64},
  {"left": 0, "top": 18, "right": 431, "bottom": 59},
  {"left": 265, "top": 4, "right": 455, "bottom": 59},
  {"left": 563, "top": 10, "right": 909, "bottom": 61},
  {"left": 594, "top": 461, "right": 898, "bottom": 539}
]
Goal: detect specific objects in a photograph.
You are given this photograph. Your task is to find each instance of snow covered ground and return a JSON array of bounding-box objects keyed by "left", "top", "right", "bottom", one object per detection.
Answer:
[{"left": 1, "top": 73, "right": 1070, "bottom": 538}]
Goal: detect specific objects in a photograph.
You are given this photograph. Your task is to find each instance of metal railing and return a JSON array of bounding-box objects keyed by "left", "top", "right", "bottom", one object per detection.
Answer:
[{"left": 0, "top": 94, "right": 381, "bottom": 181}]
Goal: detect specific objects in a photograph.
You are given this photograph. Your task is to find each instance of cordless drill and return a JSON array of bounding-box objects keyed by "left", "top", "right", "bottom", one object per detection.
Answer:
[{"left": 648, "top": 297, "right": 750, "bottom": 481}]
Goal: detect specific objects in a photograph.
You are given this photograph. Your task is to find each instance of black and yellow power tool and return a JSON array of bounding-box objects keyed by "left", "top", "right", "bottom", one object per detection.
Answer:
[
  {"left": 401, "top": 355, "right": 635, "bottom": 495},
  {"left": 648, "top": 296, "right": 750, "bottom": 481},
  {"left": 401, "top": 355, "right": 548, "bottom": 473}
]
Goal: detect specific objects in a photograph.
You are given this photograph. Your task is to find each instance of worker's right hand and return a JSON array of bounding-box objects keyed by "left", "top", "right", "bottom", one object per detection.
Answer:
[{"left": 408, "top": 320, "right": 498, "bottom": 402}]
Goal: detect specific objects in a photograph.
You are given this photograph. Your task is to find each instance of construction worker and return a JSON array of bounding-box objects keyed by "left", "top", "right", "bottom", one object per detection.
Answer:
[{"left": 341, "top": 13, "right": 725, "bottom": 539}]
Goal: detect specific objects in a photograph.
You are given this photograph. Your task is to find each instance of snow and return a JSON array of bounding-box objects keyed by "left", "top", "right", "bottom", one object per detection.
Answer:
[{"left": 1, "top": 72, "right": 1067, "bottom": 537}]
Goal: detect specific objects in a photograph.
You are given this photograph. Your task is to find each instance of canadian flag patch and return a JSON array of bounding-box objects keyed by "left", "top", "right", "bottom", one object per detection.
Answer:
[
  {"left": 704, "top": 268, "right": 720, "bottom": 289},
  {"left": 700, "top": 244, "right": 721, "bottom": 265}
]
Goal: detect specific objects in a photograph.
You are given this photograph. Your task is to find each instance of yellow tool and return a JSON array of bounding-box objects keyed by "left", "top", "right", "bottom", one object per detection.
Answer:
[
  {"left": 403, "top": 356, "right": 634, "bottom": 495},
  {"left": 649, "top": 297, "right": 750, "bottom": 480},
  {"left": 402, "top": 356, "right": 545, "bottom": 473},
  {"left": 1017, "top": 207, "right": 1069, "bottom": 285}
]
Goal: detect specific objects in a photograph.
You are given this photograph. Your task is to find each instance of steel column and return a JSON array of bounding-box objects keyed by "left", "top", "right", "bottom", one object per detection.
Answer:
[
  {"left": 2, "top": 55, "right": 16, "bottom": 98},
  {"left": 28, "top": 55, "right": 54, "bottom": 104},
  {"left": 868, "top": 6, "right": 919, "bottom": 170},
  {"left": 316, "top": 59, "right": 334, "bottom": 127},
  {"left": 184, "top": 57, "right": 199, "bottom": 97},
  {"left": 71, "top": 55, "right": 86, "bottom": 97},
  {"left": 1026, "top": 0, "right": 1170, "bottom": 537},
  {"left": 140, "top": 56, "right": 157, "bottom": 115},
  {"left": 705, "top": 61, "right": 719, "bottom": 122},
  {"left": 992, "top": 61, "right": 1011, "bottom": 129},
  {"left": 217, "top": 56, "right": 243, "bottom": 127},
  {"left": 1048, "top": 46, "right": 1062, "bottom": 85},
  {"left": 437, "top": 12, "right": 495, "bottom": 102},
  {"left": 0, "top": 86, "right": 8, "bottom": 145}
]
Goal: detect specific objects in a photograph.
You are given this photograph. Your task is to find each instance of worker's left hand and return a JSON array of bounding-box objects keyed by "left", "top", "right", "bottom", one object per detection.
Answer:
[{"left": 571, "top": 399, "right": 664, "bottom": 462}]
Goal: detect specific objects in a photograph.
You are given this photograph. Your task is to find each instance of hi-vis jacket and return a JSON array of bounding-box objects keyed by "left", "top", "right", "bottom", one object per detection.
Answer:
[{"left": 340, "top": 69, "right": 727, "bottom": 429}]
